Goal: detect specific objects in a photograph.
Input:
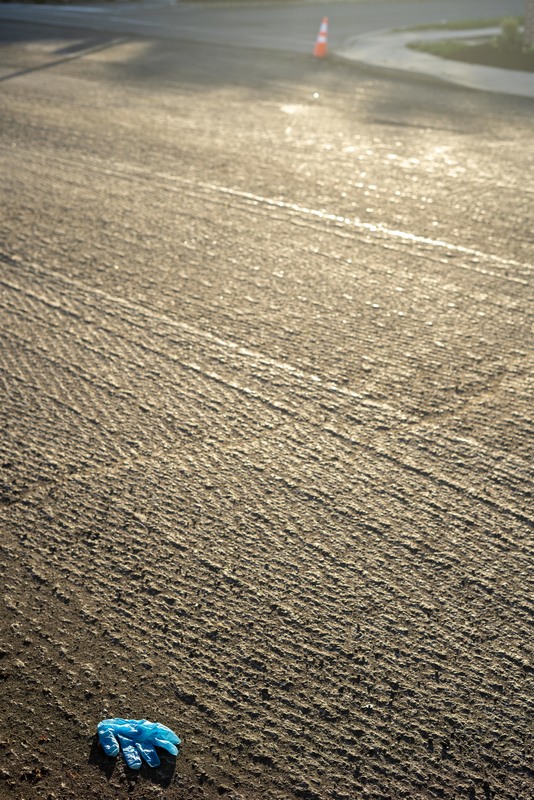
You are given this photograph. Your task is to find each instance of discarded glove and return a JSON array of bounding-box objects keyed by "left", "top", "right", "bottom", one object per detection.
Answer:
[{"left": 97, "top": 718, "right": 181, "bottom": 769}]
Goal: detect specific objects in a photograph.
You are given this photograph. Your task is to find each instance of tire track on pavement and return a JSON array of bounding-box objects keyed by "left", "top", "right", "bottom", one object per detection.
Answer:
[
  {"left": 2, "top": 255, "right": 531, "bottom": 526},
  {"left": 2, "top": 143, "right": 529, "bottom": 282}
]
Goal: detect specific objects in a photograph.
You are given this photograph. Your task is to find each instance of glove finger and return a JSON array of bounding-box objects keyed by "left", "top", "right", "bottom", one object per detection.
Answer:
[
  {"left": 98, "top": 728, "right": 120, "bottom": 757},
  {"left": 153, "top": 724, "right": 181, "bottom": 745},
  {"left": 135, "top": 720, "right": 179, "bottom": 746},
  {"left": 136, "top": 741, "right": 160, "bottom": 768},
  {"left": 153, "top": 736, "right": 179, "bottom": 756},
  {"left": 117, "top": 735, "right": 142, "bottom": 770}
]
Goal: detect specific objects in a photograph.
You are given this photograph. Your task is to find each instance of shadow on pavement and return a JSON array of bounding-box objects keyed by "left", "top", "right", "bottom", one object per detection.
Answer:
[{"left": 0, "top": 30, "right": 128, "bottom": 83}]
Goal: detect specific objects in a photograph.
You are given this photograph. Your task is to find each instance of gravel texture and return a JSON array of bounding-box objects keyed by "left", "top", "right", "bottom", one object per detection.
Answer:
[{"left": 0, "top": 22, "right": 533, "bottom": 800}]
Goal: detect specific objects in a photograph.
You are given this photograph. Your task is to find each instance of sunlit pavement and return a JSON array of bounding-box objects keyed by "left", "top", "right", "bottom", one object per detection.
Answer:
[{"left": 0, "top": 10, "right": 532, "bottom": 800}]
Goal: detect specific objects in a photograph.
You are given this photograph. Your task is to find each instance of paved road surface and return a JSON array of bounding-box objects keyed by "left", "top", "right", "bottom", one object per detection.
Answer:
[
  {"left": 0, "top": 12, "right": 533, "bottom": 800},
  {"left": 0, "top": 0, "right": 526, "bottom": 52}
]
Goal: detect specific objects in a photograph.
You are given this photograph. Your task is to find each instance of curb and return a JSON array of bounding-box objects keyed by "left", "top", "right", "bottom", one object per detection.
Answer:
[{"left": 335, "top": 27, "right": 534, "bottom": 100}]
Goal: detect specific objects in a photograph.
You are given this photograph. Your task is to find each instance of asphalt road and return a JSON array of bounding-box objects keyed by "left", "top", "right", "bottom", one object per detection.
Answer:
[
  {"left": 0, "top": 11, "right": 533, "bottom": 800},
  {"left": 0, "top": 0, "right": 526, "bottom": 52}
]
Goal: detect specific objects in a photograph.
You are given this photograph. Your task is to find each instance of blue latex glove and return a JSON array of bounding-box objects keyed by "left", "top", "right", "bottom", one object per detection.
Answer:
[{"left": 97, "top": 718, "right": 181, "bottom": 769}]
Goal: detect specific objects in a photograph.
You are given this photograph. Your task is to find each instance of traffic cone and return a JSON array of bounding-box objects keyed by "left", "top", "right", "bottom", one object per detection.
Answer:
[{"left": 313, "top": 17, "right": 329, "bottom": 58}]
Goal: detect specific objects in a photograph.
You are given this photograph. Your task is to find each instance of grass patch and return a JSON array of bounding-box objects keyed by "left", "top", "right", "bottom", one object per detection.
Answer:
[
  {"left": 399, "top": 17, "right": 523, "bottom": 33},
  {"left": 409, "top": 38, "right": 534, "bottom": 72}
]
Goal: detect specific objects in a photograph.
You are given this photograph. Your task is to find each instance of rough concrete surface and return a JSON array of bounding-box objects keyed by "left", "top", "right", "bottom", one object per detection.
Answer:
[{"left": 0, "top": 21, "right": 533, "bottom": 800}]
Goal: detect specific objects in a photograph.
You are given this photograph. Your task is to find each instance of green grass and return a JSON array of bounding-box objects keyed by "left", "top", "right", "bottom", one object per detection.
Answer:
[
  {"left": 409, "top": 38, "right": 534, "bottom": 72},
  {"left": 399, "top": 16, "right": 523, "bottom": 33}
]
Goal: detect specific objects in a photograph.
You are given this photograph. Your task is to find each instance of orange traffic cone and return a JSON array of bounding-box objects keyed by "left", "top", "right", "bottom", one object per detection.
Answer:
[{"left": 313, "top": 17, "right": 329, "bottom": 58}]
